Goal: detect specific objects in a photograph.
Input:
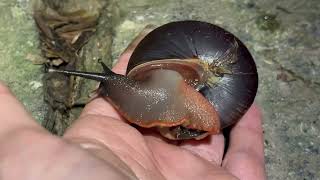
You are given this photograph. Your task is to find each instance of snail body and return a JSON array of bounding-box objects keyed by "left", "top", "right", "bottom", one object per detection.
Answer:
[{"left": 49, "top": 21, "right": 258, "bottom": 140}]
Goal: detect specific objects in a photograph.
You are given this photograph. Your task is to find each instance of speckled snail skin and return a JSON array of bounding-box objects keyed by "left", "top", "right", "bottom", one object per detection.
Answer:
[{"left": 48, "top": 21, "right": 258, "bottom": 140}]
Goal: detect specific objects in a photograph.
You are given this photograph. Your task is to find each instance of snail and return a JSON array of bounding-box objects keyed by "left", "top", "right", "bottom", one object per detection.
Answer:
[{"left": 48, "top": 20, "right": 258, "bottom": 140}]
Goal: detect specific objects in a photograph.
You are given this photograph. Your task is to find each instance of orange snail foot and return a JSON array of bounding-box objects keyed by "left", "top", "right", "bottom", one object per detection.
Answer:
[
  {"left": 158, "top": 78, "right": 220, "bottom": 140},
  {"left": 100, "top": 69, "right": 220, "bottom": 140}
]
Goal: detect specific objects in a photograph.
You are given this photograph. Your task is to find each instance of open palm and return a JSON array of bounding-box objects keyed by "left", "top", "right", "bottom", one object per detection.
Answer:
[{"left": 0, "top": 52, "right": 265, "bottom": 180}]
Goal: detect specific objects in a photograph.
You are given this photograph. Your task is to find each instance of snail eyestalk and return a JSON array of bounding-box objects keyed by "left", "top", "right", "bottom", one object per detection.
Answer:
[
  {"left": 48, "top": 68, "right": 106, "bottom": 81},
  {"left": 47, "top": 61, "right": 114, "bottom": 81}
]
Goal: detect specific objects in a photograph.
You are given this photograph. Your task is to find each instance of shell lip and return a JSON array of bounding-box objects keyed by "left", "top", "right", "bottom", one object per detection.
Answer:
[{"left": 127, "top": 58, "right": 208, "bottom": 88}]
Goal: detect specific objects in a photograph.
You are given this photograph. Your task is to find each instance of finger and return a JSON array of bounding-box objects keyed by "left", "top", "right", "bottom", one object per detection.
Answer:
[
  {"left": 0, "top": 82, "right": 44, "bottom": 137},
  {"left": 180, "top": 134, "right": 225, "bottom": 165},
  {"left": 222, "top": 103, "right": 266, "bottom": 179},
  {"left": 112, "top": 25, "right": 155, "bottom": 75},
  {"left": 112, "top": 51, "right": 131, "bottom": 75}
]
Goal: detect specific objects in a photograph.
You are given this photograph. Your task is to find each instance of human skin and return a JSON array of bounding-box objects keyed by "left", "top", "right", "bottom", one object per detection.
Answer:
[{"left": 0, "top": 51, "right": 266, "bottom": 180}]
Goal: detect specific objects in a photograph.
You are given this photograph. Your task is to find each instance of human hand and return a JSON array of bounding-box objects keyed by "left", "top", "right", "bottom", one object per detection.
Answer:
[{"left": 0, "top": 51, "right": 266, "bottom": 180}]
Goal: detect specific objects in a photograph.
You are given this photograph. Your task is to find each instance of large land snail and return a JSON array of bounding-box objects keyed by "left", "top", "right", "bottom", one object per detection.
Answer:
[{"left": 49, "top": 21, "right": 258, "bottom": 140}]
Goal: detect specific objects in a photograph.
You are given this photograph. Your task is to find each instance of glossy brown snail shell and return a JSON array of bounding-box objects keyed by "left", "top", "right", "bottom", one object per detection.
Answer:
[{"left": 49, "top": 21, "right": 258, "bottom": 140}]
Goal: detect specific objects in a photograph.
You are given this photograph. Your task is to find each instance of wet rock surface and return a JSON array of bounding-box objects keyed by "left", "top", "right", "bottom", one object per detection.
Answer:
[
  {"left": 0, "top": 0, "right": 319, "bottom": 179},
  {"left": 0, "top": 0, "right": 45, "bottom": 122}
]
